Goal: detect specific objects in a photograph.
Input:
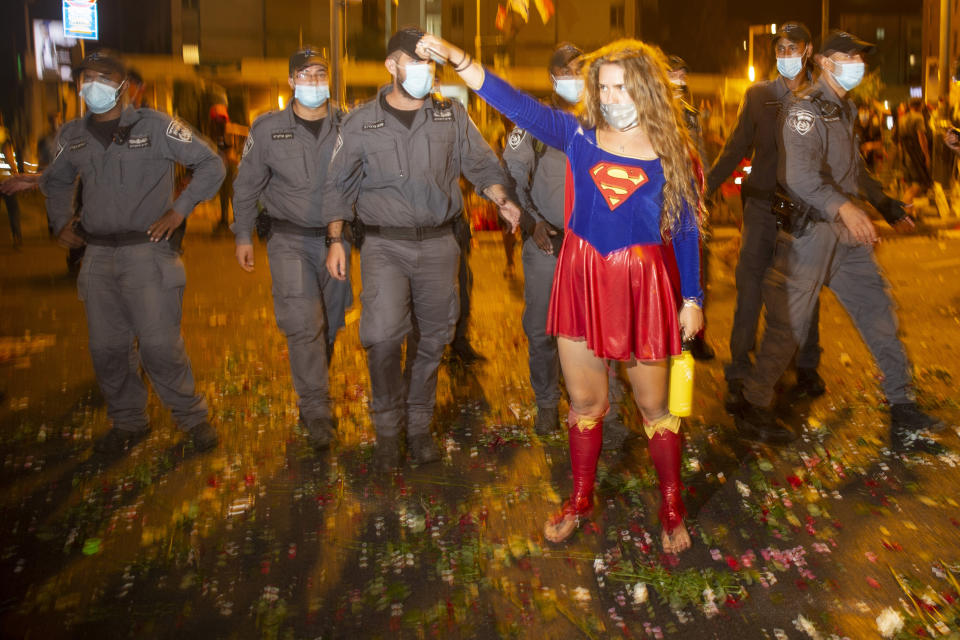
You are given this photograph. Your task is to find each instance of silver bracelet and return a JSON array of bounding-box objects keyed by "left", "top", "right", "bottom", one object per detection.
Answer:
[{"left": 682, "top": 298, "right": 702, "bottom": 310}]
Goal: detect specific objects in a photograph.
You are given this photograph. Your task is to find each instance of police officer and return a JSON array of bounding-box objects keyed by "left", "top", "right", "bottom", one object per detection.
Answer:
[
  {"left": 324, "top": 27, "right": 519, "bottom": 471},
  {"left": 706, "top": 22, "right": 825, "bottom": 419},
  {"left": 735, "top": 31, "right": 946, "bottom": 452},
  {"left": 232, "top": 47, "right": 352, "bottom": 451},
  {"left": 40, "top": 50, "right": 225, "bottom": 453},
  {"left": 501, "top": 43, "right": 630, "bottom": 450}
]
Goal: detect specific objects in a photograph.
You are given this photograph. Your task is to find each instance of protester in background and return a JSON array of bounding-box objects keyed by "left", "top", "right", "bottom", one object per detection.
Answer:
[{"left": 897, "top": 98, "right": 933, "bottom": 205}]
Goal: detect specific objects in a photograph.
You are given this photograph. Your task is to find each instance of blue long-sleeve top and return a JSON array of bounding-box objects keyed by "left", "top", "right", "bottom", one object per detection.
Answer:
[{"left": 477, "top": 71, "right": 703, "bottom": 305}]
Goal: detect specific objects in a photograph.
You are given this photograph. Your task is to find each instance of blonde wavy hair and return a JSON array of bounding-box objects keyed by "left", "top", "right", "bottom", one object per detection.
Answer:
[{"left": 575, "top": 39, "right": 703, "bottom": 236}]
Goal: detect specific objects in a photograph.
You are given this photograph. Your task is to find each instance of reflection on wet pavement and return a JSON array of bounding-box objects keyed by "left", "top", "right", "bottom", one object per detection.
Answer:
[{"left": 1, "top": 233, "right": 959, "bottom": 638}]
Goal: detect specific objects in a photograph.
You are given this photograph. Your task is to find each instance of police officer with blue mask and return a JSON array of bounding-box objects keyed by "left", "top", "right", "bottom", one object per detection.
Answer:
[
  {"left": 231, "top": 47, "right": 352, "bottom": 451},
  {"left": 324, "top": 27, "right": 520, "bottom": 472},
  {"left": 41, "top": 49, "right": 225, "bottom": 454},
  {"left": 706, "top": 22, "right": 825, "bottom": 426},
  {"left": 734, "top": 31, "right": 948, "bottom": 453}
]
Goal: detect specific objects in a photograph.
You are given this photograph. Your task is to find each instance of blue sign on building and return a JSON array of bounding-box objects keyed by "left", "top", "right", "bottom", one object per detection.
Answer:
[{"left": 63, "top": 0, "right": 98, "bottom": 41}]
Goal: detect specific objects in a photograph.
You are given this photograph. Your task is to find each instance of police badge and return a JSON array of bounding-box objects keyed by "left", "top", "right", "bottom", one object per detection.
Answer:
[
  {"left": 789, "top": 110, "right": 815, "bottom": 136},
  {"left": 508, "top": 128, "right": 526, "bottom": 150},
  {"left": 166, "top": 119, "right": 194, "bottom": 143}
]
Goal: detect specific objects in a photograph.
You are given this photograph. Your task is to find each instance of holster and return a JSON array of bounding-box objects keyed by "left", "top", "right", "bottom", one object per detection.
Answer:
[
  {"left": 255, "top": 210, "right": 272, "bottom": 240},
  {"left": 349, "top": 218, "right": 365, "bottom": 249},
  {"left": 771, "top": 188, "right": 817, "bottom": 238}
]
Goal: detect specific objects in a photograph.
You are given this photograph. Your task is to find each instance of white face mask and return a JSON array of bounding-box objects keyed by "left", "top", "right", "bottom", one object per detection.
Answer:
[
  {"left": 81, "top": 79, "right": 123, "bottom": 114},
  {"left": 401, "top": 62, "right": 434, "bottom": 99},
  {"left": 553, "top": 76, "right": 584, "bottom": 104},
  {"left": 831, "top": 60, "right": 865, "bottom": 91},
  {"left": 777, "top": 56, "right": 804, "bottom": 80},
  {"left": 600, "top": 102, "right": 638, "bottom": 131},
  {"left": 295, "top": 83, "right": 330, "bottom": 108}
]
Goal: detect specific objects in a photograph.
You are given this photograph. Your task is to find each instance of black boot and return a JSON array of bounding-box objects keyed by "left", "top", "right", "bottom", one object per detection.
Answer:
[
  {"left": 533, "top": 406, "right": 560, "bottom": 436},
  {"left": 735, "top": 402, "right": 795, "bottom": 445},
  {"left": 890, "top": 403, "right": 947, "bottom": 454},
  {"left": 407, "top": 433, "right": 441, "bottom": 465},
  {"left": 794, "top": 368, "right": 826, "bottom": 398},
  {"left": 305, "top": 416, "right": 336, "bottom": 451},
  {"left": 724, "top": 380, "right": 746, "bottom": 414},
  {"left": 373, "top": 436, "right": 402, "bottom": 474}
]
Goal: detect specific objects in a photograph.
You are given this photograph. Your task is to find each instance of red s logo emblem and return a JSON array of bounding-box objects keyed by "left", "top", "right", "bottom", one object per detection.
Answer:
[{"left": 590, "top": 162, "right": 649, "bottom": 210}]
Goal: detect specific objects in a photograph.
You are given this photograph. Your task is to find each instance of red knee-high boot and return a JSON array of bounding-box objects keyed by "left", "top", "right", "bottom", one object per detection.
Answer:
[
  {"left": 552, "top": 409, "right": 605, "bottom": 524},
  {"left": 648, "top": 424, "right": 686, "bottom": 533}
]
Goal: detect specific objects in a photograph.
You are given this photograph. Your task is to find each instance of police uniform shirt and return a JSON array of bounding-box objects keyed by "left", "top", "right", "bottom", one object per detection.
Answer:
[
  {"left": 502, "top": 126, "right": 568, "bottom": 230},
  {"left": 780, "top": 75, "right": 900, "bottom": 230},
  {"left": 40, "top": 106, "right": 225, "bottom": 236},
  {"left": 322, "top": 85, "right": 506, "bottom": 228},
  {"left": 232, "top": 102, "right": 343, "bottom": 243},
  {"left": 706, "top": 75, "right": 794, "bottom": 197}
]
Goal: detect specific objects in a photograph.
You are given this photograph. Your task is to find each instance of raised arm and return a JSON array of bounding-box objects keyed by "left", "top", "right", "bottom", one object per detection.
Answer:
[
  {"left": 416, "top": 34, "right": 575, "bottom": 151},
  {"left": 705, "top": 89, "right": 756, "bottom": 196}
]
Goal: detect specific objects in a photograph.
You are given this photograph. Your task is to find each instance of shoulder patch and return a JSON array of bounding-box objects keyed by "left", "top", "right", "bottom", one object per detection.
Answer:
[
  {"left": 241, "top": 136, "right": 255, "bottom": 160},
  {"left": 166, "top": 119, "right": 193, "bottom": 143},
  {"left": 788, "top": 109, "right": 816, "bottom": 136},
  {"left": 508, "top": 128, "right": 526, "bottom": 150}
]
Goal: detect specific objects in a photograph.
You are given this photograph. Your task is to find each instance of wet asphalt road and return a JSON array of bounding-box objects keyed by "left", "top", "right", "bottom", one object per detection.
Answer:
[{"left": 1, "top": 201, "right": 960, "bottom": 639}]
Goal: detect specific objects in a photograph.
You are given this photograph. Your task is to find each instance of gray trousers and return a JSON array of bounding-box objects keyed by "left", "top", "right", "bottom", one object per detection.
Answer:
[
  {"left": 267, "top": 232, "right": 353, "bottom": 422},
  {"left": 78, "top": 243, "right": 206, "bottom": 432},
  {"left": 359, "top": 234, "right": 460, "bottom": 438},
  {"left": 726, "top": 196, "right": 821, "bottom": 382},
  {"left": 521, "top": 237, "right": 625, "bottom": 414},
  {"left": 743, "top": 222, "right": 914, "bottom": 407},
  {"left": 453, "top": 224, "right": 473, "bottom": 343}
]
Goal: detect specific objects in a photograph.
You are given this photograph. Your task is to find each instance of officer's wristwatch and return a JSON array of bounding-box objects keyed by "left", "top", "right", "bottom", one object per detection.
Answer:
[{"left": 325, "top": 235, "right": 345, "bottom": 248}]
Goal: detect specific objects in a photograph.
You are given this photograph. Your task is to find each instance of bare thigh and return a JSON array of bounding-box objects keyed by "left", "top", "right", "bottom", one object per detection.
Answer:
[{"left": 557, "top": 337, "right": 608, "bottom": 416}]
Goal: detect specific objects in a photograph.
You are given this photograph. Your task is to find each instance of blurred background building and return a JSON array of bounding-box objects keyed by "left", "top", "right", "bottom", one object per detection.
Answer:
[{"left": 0, "top": 0, "right": 949, "bottom": 173}]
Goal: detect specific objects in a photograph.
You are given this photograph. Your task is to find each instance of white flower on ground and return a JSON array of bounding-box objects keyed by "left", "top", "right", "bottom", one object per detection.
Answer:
[
  {"left": 632, "top": 582, "right": 648, "bottom": 604},
  {"left": 572, "top": 586, "right": 591, "bottom": 603},
  {"left": 793, "top": 614, "right": 822, "bottom": 639},
  {"left": 876, "top": 607, "right": 904, "bottom": 639},
  {"left": 736, "top": 480, "right": 751, "bottom": 497}
]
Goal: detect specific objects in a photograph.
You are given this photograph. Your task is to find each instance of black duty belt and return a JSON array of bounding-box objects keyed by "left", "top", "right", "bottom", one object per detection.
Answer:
[
  {"left": 363, "top": 220, "right": 454, "bottom": 241},
  {"left": 80, "top": 229, "right": 152, "bottom": 247},
  {"left": 741, "top": 183, "right": 774, "bottom": 203},
  {"left": 269, "top": 217, "right": 328, "bottom": 237}
]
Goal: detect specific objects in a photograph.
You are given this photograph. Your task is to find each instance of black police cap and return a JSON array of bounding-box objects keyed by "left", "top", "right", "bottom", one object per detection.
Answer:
[
  {"left": 77, "top": 49, "right": 126, "bottom": 77},
  {"left": 771, "top": 22, "right": 812, "bottom": 46},
  {"left": 387, "top": 27, "right": 426, "bottom": 61},
  {"left": 549, "top": 43, "right": 583, "bottom": 71},
  {"left": 821, "top": 30, "right": 876, "bottom": 55},
  {"left": 289, "top": 46, "right": 328, "bottom": 76}
]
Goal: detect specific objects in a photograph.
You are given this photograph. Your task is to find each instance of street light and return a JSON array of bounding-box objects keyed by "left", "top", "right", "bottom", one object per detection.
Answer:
[{"left": 746, "top": 23, "right": 777, "bottom": 82}]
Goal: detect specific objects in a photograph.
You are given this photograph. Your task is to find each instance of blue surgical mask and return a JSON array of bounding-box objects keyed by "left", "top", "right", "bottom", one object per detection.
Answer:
[
  {"left": 295, "top": 83, "right": 330, "bottom": 108},
  {"left": 401, "top": 62, "right": 434, "bottom": 99},
  {"left": 831, "top": 60, "right": 865, "bottom": 91},
  {"left": 777, "top": 56, "right": 804, "bottom": 80},
  {"left": 600, "top": 102, "right": 638, "bottom": 132},
  {"left": 80, "top": 80, "right": 122, "bottom": 114},
  {"left": 553, "top": 76, "right": 584, "bottom": 104}
]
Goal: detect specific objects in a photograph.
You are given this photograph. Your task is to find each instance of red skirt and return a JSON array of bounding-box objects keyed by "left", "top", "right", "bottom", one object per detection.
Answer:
[{"left": 547, "top": 234, "right": 682, "bottom": 362}]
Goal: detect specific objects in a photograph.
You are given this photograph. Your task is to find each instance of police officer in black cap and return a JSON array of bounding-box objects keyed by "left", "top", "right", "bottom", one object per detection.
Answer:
[
  {"left": 734, "top": 31, "right": 948, "bottom": 452},
  {"left": 706, "top": 22, "right": 826, "bottom": 416},
  {"left": 231, "top": 47, "right": 352, "bottom": 451},
  {"left": 41, "top": 49, "right": 225, "bottom": 454},
  {"left": 324, "top": 27, "right": 519, "bottom": 471}
]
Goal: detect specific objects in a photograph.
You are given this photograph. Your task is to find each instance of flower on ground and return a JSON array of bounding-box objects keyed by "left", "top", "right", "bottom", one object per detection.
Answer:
[{"left": 875, "top": 607, "right": 904, "bottom": 639}]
